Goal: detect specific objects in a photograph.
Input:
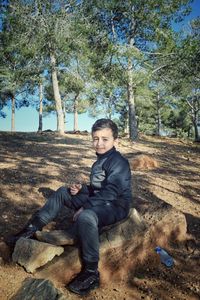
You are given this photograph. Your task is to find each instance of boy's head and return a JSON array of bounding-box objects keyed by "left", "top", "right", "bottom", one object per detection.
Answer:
[{"left": 91, "top": 119, "right": 118, "bottom": 154}]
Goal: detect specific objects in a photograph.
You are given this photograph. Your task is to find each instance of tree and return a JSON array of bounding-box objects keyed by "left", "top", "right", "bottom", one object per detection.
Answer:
[
  {"left": 0, "top": 0, "right": 48, "bottom": 132},
  {"left": 37, "top": 78, "right": 44, "bottom": 132},
  {"left": 180, "top": 18, "right": 200, "bottom": 141},
  {"left": 44, "top": 51, "right": 91, "bottom": 132},
  {"left": 155, "top": 17, "right": 200, "bottom": 141},
  {"left": 4, "top": 0, "right": 83, "bottom": 134},
  {"left": 0, "top": 31, "right": 30, "bottom": 131},
  {"left": 82, "top": 0, "right": 193, "bottom": 140},
  {"left": 62, "top": 74, "right": 87, "bottom": 132}
]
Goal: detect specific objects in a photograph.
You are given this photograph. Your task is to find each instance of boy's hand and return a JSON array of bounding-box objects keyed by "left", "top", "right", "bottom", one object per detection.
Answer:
[
  {"left": 70, "top": 183, "right": 82, "bottom": 195},
  {"left": 73, "top": 207, "right": 84, "bottom": 221}
]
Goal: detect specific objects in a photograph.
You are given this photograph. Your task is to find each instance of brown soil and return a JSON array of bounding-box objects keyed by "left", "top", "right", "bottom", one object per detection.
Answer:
[{"left": 0, "top": 131, "right": 199, "bottom": 300}]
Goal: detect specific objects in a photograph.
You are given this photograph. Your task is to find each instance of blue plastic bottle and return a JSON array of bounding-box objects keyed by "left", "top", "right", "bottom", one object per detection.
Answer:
[{"left": 155, "top": 246, "right": 174, "bottom": 267}]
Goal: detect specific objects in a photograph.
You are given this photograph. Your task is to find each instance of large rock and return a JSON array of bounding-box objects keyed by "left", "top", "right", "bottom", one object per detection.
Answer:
[
  {"left": 36, "top": 205, "right": 188, "bottom": 285},
  {"left": 12, "top": 208, "right": 146, "bottom": 277},
  {"left": 12, "top": 238, "right": 64, "bottom": 273},
  {"left": 13, "top": 278, "right": 66, "bottom": 300},
  {"left": 34, "top": 208, "right": 146, "bottom": 250},
  {"left": 100, "top": 208, "right": 147, "bottom": 249}
]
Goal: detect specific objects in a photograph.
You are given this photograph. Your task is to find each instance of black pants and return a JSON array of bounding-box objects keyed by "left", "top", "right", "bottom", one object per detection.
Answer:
[{"left": 35, "top": 186, "right": 128, "bottom": 263}]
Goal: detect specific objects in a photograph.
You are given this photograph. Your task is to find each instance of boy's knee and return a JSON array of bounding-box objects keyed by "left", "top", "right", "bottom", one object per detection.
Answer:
[{"left": 77, "top": 209, "right": 98, "bottom": 227}]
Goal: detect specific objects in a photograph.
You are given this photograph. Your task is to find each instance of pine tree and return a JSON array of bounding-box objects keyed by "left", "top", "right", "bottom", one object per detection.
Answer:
[
  {"left": 82, "top": 0, "right": 193, "bottom": 140},
  {"left": 2, "top": 0, "right": 83, "bottom": 134},
  {"left": 155, "top": 17, "right": 200, "bottom": 141}
]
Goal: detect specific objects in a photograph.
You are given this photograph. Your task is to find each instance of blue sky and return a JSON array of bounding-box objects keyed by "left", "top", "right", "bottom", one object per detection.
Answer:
[
  {"left": 173, "top": 0, "right": 200, "bottom": 31},
  {"left": 0, "top": 107, "right": 96, "bottom": 132},
  {"left": 0, "top": 0, "right": 199, "bottom": 132}
]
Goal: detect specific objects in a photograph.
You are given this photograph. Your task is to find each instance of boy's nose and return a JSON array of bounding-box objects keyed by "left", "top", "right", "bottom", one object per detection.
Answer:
[{"left": 97, "top": 139, "right": 103, "bottom": 146}]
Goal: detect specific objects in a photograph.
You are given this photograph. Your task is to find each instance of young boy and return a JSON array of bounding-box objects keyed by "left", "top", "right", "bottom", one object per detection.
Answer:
[{"left": 7, "top": 118, "right": 132, "bottom": 295}]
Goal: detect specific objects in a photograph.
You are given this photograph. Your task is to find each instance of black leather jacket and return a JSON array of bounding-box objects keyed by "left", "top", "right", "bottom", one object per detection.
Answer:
[{"left": 72, "top": 147, "right": 132, "bottom": 213}]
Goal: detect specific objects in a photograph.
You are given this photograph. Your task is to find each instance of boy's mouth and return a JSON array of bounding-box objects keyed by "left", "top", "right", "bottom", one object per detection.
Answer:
[{"left": 96, "top": 148, "right": 105, "bottom": 152}]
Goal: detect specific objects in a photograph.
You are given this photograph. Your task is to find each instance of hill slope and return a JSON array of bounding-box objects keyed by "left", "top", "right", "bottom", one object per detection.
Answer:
[{"left": 0, "top": 132, "right": 199, "bottom": 300}]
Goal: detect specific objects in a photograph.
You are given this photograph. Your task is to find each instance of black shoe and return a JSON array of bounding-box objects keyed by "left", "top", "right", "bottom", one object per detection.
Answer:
[
  {"left": 68, "top": 269, "right": 100, "bottom": 295},
  {"left": 5, "top": 224, "right": 38, "bottom": 247}
]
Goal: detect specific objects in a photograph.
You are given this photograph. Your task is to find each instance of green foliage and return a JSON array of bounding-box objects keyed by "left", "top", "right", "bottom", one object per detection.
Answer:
[
  {"left": 153, "top": 15, "right": 200, "bottom": 140},
  {"left": 0, "top": 0, "right": 198, "bottom": 140}
]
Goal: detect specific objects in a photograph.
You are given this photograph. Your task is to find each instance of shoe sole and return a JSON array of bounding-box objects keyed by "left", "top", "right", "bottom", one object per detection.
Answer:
[{"left": 68, "top": 281, "right": 99, "bottom": 296}]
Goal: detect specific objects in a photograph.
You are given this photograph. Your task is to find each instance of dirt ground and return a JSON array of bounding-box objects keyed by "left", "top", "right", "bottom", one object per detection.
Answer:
[{"left": 0, "top": 131, "right": 199, "bottom": 300}]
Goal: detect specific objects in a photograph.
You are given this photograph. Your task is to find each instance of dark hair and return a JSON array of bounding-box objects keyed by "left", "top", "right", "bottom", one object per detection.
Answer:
[{"left": 91, "top": 118, "right": 118, "bottom": 139}]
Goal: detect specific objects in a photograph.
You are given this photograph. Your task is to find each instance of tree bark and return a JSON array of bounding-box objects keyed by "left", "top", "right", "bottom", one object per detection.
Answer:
[
  {"left": 50, "top": 52, "right": 65, "bottom": 135},
  {"left": 38, "top": 82, "right": 43, "bottom": 132},
  {"left": 127, "top": 10, "right": 138, "bottom": 141},
  {"left": 11, "top": 95, "right": 15, "bottom": 132},
  {"left": 156, "top": 92, "right": 161, "bottom": 136},
  {"left": 193, "top": 116, "right": 200, "bottom": 141},
  {"left": 127, "top": 58, "right": 138, "bottom": 140},
  {"left": 191, "top": 98, "right": 200, "bottom": 142},
  {"left": 63, "top": 100, "right": 66, "bottom": 127},
  {"left": 73, "top": 94, "right": 78, "bottom": 131},
  {"left": 187, "top": 95, "right": 200, "bottom": 142}
]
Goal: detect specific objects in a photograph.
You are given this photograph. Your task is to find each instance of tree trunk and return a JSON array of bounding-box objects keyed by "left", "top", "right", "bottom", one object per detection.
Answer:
[
  {"left": 63, "top": 100, "right": 66, "bottom": 129},
  {"left": 191, "top": 100, "right": 200, "bottom": 142},
  {"left": 127, "top": 58, "right": 138, "bottom": 140},
  {"left": 73, "top": 95, "right": 78, "bottom": 131},
  {"left": 127, "top": 11, "right": 138, "bottom": 141},
  {"left": 193, "top": 118, "right": 200, "bottom": 141},
  {"left": 156, "top": 93, "right": 161, "bottom": 136},
  {"left": 11, "top": 95, "right": 15, "bottom": 132},
  {"left": 187, "top": 95, "right": 200, "bottom": 142},
  {"left": 38, "top": 82, "right": 43, "bottom": 132},
  {"left": 50, "top": 52, "right": 65, "bottom": 135},
  {"left": 187, "top": 125, "right": 191, "bottom": 138}
]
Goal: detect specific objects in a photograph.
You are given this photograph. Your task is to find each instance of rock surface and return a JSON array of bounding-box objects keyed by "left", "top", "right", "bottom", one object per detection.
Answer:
[
  {"left": 35, "top": 230, "right": 75, "bottom": 246},
  {"left": 12, "top": 278, "right": 66, "bottom": 300},
  {"left": 12, "top": 238, "right": 64, "bottom": 273},
  {"left": 100, "top": 208, "right": 147, "bottom": 249},
  {"left": 35, "top": 208, "right": 146, "bottom": 249},
  {"left": 0, "top": 240, "right": 11, "bottom": 262}
]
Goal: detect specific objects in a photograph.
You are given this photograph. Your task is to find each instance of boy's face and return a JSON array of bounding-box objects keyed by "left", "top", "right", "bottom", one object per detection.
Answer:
[{"left": 92, "top": 128, "right": 118, "bottom": 155}]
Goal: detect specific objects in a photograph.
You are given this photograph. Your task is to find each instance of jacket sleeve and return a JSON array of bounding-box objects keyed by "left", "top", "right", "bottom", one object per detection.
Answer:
[
  {"left": 71, "top": 184, "right": 94, "bottom": 209},
  {"left": 79, "top": 184, "right": 90, "bottom": 194},
  {"left": 83, "top": 156, "right": 131, "bottom": 209}
]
